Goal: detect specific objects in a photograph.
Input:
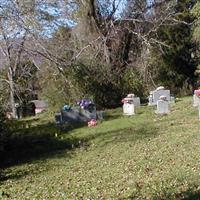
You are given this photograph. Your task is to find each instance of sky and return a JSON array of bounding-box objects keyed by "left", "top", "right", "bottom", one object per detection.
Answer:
[{"left": 0, "top": 0, "right": 155, "bottom": 38}]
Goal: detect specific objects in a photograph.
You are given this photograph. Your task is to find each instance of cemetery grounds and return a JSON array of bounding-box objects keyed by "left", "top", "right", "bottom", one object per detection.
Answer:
[{"left": 1, "top": 97, "right": 200, "bottom": 199}]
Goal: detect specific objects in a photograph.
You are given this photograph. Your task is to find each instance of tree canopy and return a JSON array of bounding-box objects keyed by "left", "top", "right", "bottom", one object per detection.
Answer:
[{"left": 0, "top": 0, "right": 199, "bottom": 111}]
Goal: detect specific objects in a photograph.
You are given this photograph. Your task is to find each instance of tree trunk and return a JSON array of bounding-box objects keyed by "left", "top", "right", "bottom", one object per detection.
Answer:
[{"left": 8, "top": 66, "right": 16, "bottom": 119}]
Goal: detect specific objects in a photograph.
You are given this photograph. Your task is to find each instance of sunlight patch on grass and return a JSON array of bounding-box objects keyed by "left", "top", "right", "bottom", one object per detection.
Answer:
[{"left": 1, "top": 96, "right": 200, "bottom": 199}]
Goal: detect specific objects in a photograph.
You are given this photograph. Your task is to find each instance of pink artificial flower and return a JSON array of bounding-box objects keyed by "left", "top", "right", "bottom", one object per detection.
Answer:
[
  {"left": 121, "top": 98, "right": 129, "bottom": 103},
  {"left": 88, "top": 119, "right": 97, "bottom": 127},
  {"left": 194, "top": 90, "right": 200, "bottom": 97}
]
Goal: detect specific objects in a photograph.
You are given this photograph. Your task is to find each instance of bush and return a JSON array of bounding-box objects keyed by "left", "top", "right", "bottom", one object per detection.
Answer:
[{"left": 67, "top": 62, "right": 145, "bottom": 108}]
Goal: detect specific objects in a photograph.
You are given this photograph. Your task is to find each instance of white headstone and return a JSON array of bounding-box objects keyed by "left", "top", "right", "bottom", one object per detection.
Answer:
[
  {"left": 156, "top": 86, "right": 165, "bottom": 91},
  {"left": 193, "top": 94, "right": 200, "bottom": 107},
  {"left": 123, "top": 103, "right": 135, "bottom": 115},
  {"left": 153, "top": 89, "right": 170, "bottom": 103},
  {"left": 193, "top": 90, "right": 200, "bottom": 120},
  {"left": 170, "top": 96, "right": 175, "bottom": 104},
  {"left": 148, "top": 92, "right": 153, "bottom": 105},
  {"left": 149, "top": 89, "right": 171, "bottom": 106},
  {"left": 155, "top": 96, "right": 170, "bottom": 114},
  {"left": 133, "top": 97, "right": 141, "bottom": 107}
]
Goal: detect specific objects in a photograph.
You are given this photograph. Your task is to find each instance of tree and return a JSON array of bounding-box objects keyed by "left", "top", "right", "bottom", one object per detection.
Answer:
[
  {"left": 192, "top": 2, "right": 200, "bottom": 41},
  {"left": 191, "top": 2, "right": 200, "bottom": 87},
  {"left": 0, "top": 0, "right": 68, "bottom": 117},
  {"left": 143, "top": 0, "right": 198, "bottom": 94}
]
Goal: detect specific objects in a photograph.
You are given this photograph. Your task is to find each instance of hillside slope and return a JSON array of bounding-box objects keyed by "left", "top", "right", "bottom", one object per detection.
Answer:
[{"left": 1, "top": 97, "right": 200, "bottom": 200}]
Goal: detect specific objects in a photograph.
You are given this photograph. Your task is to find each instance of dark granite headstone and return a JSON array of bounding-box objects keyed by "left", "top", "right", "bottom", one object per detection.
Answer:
[{"left": 55, "top": 107, "right": 99, "bottom": 125}]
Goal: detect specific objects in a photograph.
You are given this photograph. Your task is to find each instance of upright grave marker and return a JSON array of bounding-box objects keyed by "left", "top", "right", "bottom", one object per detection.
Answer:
[
  {"left": 122, "top": 95, "right": 135, "bottom": 115},
  {"left": 194, "top": 90, "right": 200, "bottom": 120},
  {"left": 155, "top": 95, "right": 170, "bottom": 114},
  {"left": 193, "top": 91, "right": 199, "bottom": 107},
  {"left": 55, "top": 99, "right": 103, "bottom": 125},
  {"left": 148, "top": 86, "right": 174, "bottom": 106},
  {"left": 122, "top": 94, "right": 140, "bottom": 115}
]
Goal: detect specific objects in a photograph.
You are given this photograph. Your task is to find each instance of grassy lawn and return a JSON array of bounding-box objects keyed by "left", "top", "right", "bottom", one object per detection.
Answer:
[{"left": 1, "top": 97, "right": 200, "bottom": 199}]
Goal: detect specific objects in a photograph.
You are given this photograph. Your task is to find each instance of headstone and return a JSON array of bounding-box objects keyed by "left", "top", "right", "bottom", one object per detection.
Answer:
[
  {"left": 155, "top": 96, "right": 170, "bottom": 114},
  {"left": 148, "top": 86, "right": 172, "bottom": 106},
  {"left": 123, "top": 103, "right": 135, "bottom": 115},
  {"left": 55, "top": 100, "right": 104, "bottom": 125},
  {"left": 133, "top": 97, "right": 141, "bottom": 107},
  {"left": 193, "top": 90, "right": 200, "bottom": 120},
  {"left": 193, "top": 94, "right": 199, "bottom": 107},
  {"left": 96, "top": 111, "right": 104, "bottom": 120},
  {"left": 61, "top": 108, "right": 97, "bottom": 124},
  {"left": 122, "top": 93, "right": 140, "bottom": 115},
  {"left": 170, "top": 96, "right": 175, "bottom": 104},
  {"left": 153, "top": 89, "right": 170, "bottom": 104},
  {"left": 148, "top": 91, "right": 153, "bottom": 105},
  {"left": 55, "top": 113, "right": 62, "bottom": 125}
]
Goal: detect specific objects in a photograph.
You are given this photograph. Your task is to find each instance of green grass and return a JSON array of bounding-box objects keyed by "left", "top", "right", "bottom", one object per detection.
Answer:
[{"left": 1, "top": 97, "right": 200, "bottom": 199}]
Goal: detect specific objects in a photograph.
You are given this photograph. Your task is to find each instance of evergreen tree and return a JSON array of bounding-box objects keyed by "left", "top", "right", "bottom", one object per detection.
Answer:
[
  {"left": 152, "top": 0, "right": 197, "bottom": 93},
  {"left": 192, "top": 2, "right": 200, "bottom": 87}
]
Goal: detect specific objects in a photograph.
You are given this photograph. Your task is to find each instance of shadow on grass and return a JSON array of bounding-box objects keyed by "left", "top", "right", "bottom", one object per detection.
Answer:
[
  {"left": 0, "top": 114, "right": 158, "bottom": 183},
  {"left": 103, "top": 109, "right": 123, "bottom": 121},
  {"left": 83, "top": 122, "right": 158, "bottom": 148},
  {"left": 177, "top": 190, "right": 200, "bottom": 200},
  {"left": 128, "top": 187, "right": 200, "bottom": 200},
  {"left": 0, "top": 122, "right": 84, "bottom": 170}
]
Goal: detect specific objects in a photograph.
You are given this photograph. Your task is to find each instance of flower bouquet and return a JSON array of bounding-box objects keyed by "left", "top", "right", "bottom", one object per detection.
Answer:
[
  {"left": 159, "top": 95, "right": 167, "bottom": 101},
  {"left": 88, "top": 119, "right": 97, "bottom": 127},
  {"left": 121, "top": 97, "right": 134, "bottom": 104},
  {"left": 76, "top": 99, "right": 95, "bottom": 112},
  {"left": 194, "top": 90, "right": 200, "bottom": 97},
  {"left": 62, "top": 104, "right": 71, "bottom": 111}
]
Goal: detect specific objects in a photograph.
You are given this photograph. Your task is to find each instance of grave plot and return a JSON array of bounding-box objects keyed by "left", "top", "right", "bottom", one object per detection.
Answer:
[
  {"left": 121, "top": 94, "right": 141, "bottom": 115},
  {"left": 148, "top": 86, "right": 175, "bottom": 106},
  {"left": 55, "top": 99, "right": 103, "bottom": 126}
]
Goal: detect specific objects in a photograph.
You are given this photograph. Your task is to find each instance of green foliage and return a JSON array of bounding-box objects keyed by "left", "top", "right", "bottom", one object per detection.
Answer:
[
  {"left": 121, "top": 68, "right": 147, "bottom": 101},
  {"left": 192, "top": 1, "right": 200, "bottom": 41},
  {"left": 38, "top": 66, "right": 74, "bottom": 111},
  {"left": 149, "top": 0, "right": 198, "bottom": 94},
  {"left": 192, "top": 2, "right": 200, "bottom": 87},
  {"left": 14, "top": 60, "right": 39, "bottom": 104},
  {"left": 67, "top": 62, "right": 145, "bottom": 108},
  {"left": 0, "top": 70, "right": 9, "bottom": 104},
  {"left": 68, "top": 62, "right": 120, "bottom": 108}
]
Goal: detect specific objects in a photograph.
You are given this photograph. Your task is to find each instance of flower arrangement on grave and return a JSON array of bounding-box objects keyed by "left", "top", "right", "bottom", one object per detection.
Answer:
[
  {"left": 159, "top": 95, "right": 167, "bottom": 101},
  {"left": 88, "top": 119, "right": 97, "bottom": 127},
  {"left": 76, "top": 99, "right": 92, "bottom": 109},
  {"left": 76, "top": 99, "right": 95, "bottom": 112},
  {"left": 194, "top": 90, "right": 200, "bottom": 97},
  {"left": 121, "top": 94, "right": 134, "bottom": 104},
  {"left": 62, "top": 104, "right": 71, "bottom": 111}
]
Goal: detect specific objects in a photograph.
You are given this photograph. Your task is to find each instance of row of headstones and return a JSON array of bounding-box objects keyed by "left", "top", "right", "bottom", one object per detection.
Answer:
[
  {"left": 122, "top": 86, "right": 174, "bottom": 115},
  {"left": 123, "top": 87, "right": 200, "bottom": 119}
]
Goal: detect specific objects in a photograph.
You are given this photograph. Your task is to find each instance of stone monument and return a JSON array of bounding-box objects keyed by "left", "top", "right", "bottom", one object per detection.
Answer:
[{"left": 155, "top": 95, "right": 170, "bottom": 114}]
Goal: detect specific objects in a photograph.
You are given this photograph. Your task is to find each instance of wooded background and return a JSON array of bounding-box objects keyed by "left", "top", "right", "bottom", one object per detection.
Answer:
[{"left": 0, "top": 0, "right": 200, "bottom": 118}]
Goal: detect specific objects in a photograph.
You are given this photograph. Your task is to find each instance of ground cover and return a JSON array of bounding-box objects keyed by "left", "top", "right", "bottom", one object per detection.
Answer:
[{"left": 1, "top": 97, "right": 200, "bottom": 199}]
